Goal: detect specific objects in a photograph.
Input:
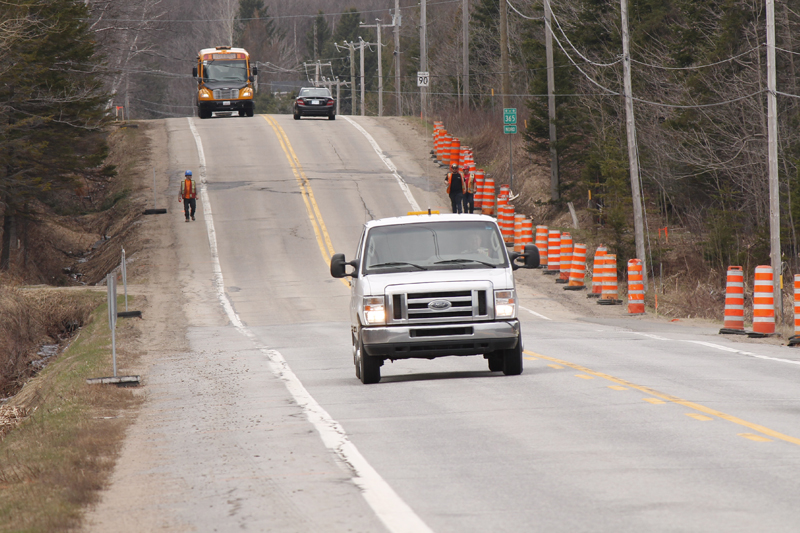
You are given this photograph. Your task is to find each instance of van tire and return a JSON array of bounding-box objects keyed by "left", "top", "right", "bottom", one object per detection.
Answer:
[
  {"left": 502, "top": 342, "right": 523, "bottom": 375},
  {"left": 487, "top": 353, "right": 503, "bottom": 372},
  {"left": 357, "top": 331, "right": 381, "bottom": 384}
]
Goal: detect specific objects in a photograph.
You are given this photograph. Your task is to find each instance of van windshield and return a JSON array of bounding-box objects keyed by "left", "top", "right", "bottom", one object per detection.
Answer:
[{"left": 363, "top": 221, "right": 508, "bottom": 274}]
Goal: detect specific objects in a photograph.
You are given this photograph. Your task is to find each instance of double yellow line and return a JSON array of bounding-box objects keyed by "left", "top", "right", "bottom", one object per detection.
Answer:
[
  {"left": 524, "top": 350, "right": 800, "bottom": 447},
  {"left": 262, "top": 115, "right": 348, "bottom": 287}
]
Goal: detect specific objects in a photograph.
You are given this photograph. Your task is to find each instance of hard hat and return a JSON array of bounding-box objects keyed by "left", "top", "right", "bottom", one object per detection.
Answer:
[
  {"left": 451, "top": 163, "right": 458, "bottom": 170},
  {"left": 185, "top": 170, "right": 192, "bottom": 176}
]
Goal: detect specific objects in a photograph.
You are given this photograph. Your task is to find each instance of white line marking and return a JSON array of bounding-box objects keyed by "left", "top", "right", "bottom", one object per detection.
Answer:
[
  {"left": 631, "top": 332, "right": 670, "bottom": 341},
  {"left": 187, "top": 118, "right": 433, "bottom": 533},
  {"left": 342, "top": 116, "right": 421, "bottom": 211},
  {"left": 685, "top": 340, "right": 800, "bottom": 366},
  {"left": 520, "top": 306, "right": 551, "bottom": 320}
]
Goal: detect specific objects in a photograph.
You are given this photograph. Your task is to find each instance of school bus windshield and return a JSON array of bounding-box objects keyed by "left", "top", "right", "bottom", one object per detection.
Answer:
[{"left": 202, "top": 59, "right": 248, "bottom": 82}]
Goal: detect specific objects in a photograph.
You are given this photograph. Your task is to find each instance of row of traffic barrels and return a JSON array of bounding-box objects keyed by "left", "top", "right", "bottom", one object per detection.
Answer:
[{"left": 534, "top": 225, "right": 644, "bottom": 314}]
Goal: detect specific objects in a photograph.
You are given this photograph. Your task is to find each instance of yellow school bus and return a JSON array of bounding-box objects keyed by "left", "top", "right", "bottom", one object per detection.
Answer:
[{"left": 192, "top": 46, "right": 257, "bottom": 118}]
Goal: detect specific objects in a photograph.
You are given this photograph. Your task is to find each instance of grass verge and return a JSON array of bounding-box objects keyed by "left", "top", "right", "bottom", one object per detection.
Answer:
[{"left": 0, "top": 291, "right": 141, "bottom": 532}]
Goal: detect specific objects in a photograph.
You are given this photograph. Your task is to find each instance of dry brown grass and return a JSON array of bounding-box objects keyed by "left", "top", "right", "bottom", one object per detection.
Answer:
[
  {"left": 0, "top": 294, "right": 141, "bottom": 531},
  {"left": 0, "top": 279, "right": 97, "bottom": 400}
]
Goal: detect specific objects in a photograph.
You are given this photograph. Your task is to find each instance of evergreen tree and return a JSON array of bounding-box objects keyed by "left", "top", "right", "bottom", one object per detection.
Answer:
[{"left": 0, "top": 0, "right": 109, "bottom": 269}]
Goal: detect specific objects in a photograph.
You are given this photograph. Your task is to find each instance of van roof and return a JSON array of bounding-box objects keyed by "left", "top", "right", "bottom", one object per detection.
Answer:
[
  {"left": 365, "top": 213, "right": 497, "bottom": 229},
  {"left": 199, "top": 47, "right": 250, "bottom": 57}
]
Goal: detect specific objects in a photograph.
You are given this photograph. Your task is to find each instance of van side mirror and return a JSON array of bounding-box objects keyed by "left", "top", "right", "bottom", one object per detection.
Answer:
[
  {"left": 509, "top": 245, "right": 540, "bottom": 270},
  {"left": 252, "top": 66, "right": 258, "bottom": 76},
  {"left": 192, "top": 66, "right": 197, "bottom": 78},
  {"left": 331, "top": 253, "right": 358, "bottom": 278}
]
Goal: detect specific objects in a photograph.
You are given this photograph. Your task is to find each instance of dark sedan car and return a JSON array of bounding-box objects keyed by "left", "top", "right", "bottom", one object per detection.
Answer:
[{"left": 293, "top": 87, "right": 336, "bottom": 120}]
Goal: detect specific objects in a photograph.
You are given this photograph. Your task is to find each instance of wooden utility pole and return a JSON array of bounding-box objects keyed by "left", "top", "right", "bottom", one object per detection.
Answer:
[
  {"left": 394, "top": 0, "right": 402, "bottom": 115},
  {"left": 544, "top": 0, "right": 559, "bottom": 201},
  {"left": 362, "top": 18, "right": 395, "bottom": 117},
  {"left": 420, "top": 0, "right": 427, "bottom": 118},
  {"left": 360, "top": 38, "right": 366, "bottom": 116},
  {"left": 335, "top": 41, "right": 358, "bottom": 114},
  {"left": 766, "top": 0, "right": 781, "bottom": 320},
  {"left": 462, "top": 0, "right": 469, "bottom": 109},
  {"left": 621, "top": 0, "right": 647, "bottom": 288},
  {"left": 500, "top": 0, "right": 509, "bottom": 110}
]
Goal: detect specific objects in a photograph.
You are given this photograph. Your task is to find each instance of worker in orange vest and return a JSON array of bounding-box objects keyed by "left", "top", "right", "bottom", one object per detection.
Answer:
[
  {"left": 462, "top": 164, "right": 476, "bottom": 214},
  {"left": 444, "top": 163, "right": 466, "bottom": 214},
  {"left": 179, "top": 170, "right": 197, "bottom": 222}
]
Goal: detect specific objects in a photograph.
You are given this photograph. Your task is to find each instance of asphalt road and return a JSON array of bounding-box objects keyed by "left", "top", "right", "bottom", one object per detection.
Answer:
[{"left": 89, "top": 113, "right": 800, "bottom": 532}]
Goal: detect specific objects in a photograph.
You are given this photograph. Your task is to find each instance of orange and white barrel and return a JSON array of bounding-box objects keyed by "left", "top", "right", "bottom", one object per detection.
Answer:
[
  {"left": 589, "top": 245, "right": 608, "bottom": 297},
  {"left": 535, "top": 225, "right": 549, "bottom": 268},
  {"left": 791, "top": 275, "right": 800, "bottom": 344},
  {"left": 481, "top": 176, "right": 496, "bottom": 215},
  {"left": 449, "top": 138, "right": 461, "bottom": 168},
  {"left": 565, "top": 243, "right": 587, "bottom": 289},
  {"left": 752, "top": 265, "right": 775, "bottom": 334},
  {"left": 546, "top": 230, "right": 561, "bottom": 274},
  {"left": 500, "top": 205, "right": 515, "bottom": 243},
  {"left": 519, "top": 218, "right": 534, "bottom": 253},
  {"left": 497, "top": 193, "right": 508, "bottom": 211},
  {"left": 557, "top": 232, "right": 573, "bottom": 283},
  {"left": 794, "top": 274, "right": 800, "bottom": 336},
  {"left": 598, "top": 254, "right": 621, "bottom": 304},
  {"left": 627, "top": 258, "right": 645, "bottom": 314},
  {"left": 474, "top": 169, "right": 485, "bottom": 210},
  {"left": 513, "top": 214, "right": 526, "bottom": 252},
  {"left": 721, "top": 266, "right": 745, "bottom": 332},
  {"left": 499, "top": 184, "right": 511, "bottom": 199},
  {"left": 440, "top": 134, "right": 451, "bottom": 166}
]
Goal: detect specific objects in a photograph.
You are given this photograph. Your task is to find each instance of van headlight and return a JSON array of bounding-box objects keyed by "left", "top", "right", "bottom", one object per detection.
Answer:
[
  {"left": 363, "top": 296, "right": 386, "bottom": 325},
  {"left": 199, "top": 88, "right": 212, "bottom": 99},
  {"left": 240, "top": 88, "right": 253, "bottom": 98},
  {"left": 495, "top": 289, "right": 516, "bottom": 318}
]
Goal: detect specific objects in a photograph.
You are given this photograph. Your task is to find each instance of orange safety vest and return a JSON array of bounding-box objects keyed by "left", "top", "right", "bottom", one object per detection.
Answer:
[
  {"left": 445, "top": 171, "right": 465, "bottom": 195},
  {"left": 181, "top": 178, "right": 197, "bottom": 199},
  {"left": 464, "top": 170, "right": 476, "bottom": 194}
]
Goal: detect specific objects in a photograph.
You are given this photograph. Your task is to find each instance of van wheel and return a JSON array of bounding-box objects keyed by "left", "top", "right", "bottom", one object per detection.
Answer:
[
  {"left": 502, "top": 342, "right": 523, "bottom": 376},
  {"left": 487, "top": 353, "right": 503, "bottom": 372},
  {"left": 356, "top": 330, "right": 381, "bottom": 384}
]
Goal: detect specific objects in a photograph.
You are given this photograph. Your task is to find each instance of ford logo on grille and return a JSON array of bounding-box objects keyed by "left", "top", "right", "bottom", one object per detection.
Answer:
[{"left": 428, "top": 299, "right": 451, "bottom": 310}]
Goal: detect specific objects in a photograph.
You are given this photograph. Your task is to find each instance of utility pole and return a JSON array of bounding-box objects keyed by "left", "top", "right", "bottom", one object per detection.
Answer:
[
  {"left": 766, "top": 0, "right": 781, "bottom": 320},
  {"left": 462, "top": 0, "right": 469, "bottom": 109},
  {"left": 544, "top": 0, "right": 559, "bottom": 201},
  {"left": 360, "top": 37, "right": 366, "bottom": 116},
  {"left": 621, "top": 0, "right": 647, "bottom": 288},
  {"left": 420, "top": 0, "right": 427, "bottom": 118},
  {"left": 361, "top": 18, "right": 395, "bottom": 117},
  {"left": 336, "top": 42, "right": 358, "bottom": 115},
  {"left": 500, "top": 0, "right": 509, "bottom": 110},
  {"left": 394, "top": 0, "right": 402, "bottom": 116}
]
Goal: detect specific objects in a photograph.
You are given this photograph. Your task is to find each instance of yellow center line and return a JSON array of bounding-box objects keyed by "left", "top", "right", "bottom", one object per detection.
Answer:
[
  {"left": 524, "top": 350, "right": 800, "bottom": 447},
  {"left": 262, "top": 115, "right": 348, "bottom": 288}
]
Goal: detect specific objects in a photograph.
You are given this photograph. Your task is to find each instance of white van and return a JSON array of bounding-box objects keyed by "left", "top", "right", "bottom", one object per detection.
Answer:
[{"left": 331, "top": 213, "right": 540, "bottom": 384}]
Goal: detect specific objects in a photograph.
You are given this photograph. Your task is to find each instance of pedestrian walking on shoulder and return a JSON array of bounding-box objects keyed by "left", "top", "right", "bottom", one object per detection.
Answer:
[
  {"left": 462, "top": 165, "right": 476, "bottom": 214},
  {"left": 179, "top": 170, "right": 197, "bottom": 222},
  {"left": 445, "top": 163, "right": 465, "bottom": 214}
]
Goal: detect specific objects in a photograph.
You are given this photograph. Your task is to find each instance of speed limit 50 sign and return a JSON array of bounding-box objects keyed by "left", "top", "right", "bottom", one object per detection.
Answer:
[{"left": 417, "top": 72, "right": 430, "bottom": 87}]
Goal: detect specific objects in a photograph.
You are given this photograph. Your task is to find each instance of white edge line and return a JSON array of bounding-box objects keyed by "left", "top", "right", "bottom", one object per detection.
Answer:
[
  {"left": 187, "top": 117, "right": 434, "bottom": 533},
  {"left": 520, "top": 306, "right": 551, "bottom": 320},
  {"left": 342, "top": 116, "right": 421, "bottom": 212},
  {"left": 685, "top": 340, "right": 800, "bottom": 366}
]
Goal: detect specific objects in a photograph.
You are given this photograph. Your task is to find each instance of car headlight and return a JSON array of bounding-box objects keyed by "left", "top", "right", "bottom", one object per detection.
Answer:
[
  {"left": 199, "top": 89, "right": 212, "bottom": 99},
  {"left": 495, "top": 289, "right": 516, "bottom": 318},
  {"left": 363, "top": 296, "right": 386, "bottom": 325}
]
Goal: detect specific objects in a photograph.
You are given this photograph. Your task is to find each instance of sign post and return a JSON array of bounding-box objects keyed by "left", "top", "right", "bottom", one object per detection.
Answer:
[{"left": 504, "top": 108, "right": 517, "bottom": 191}]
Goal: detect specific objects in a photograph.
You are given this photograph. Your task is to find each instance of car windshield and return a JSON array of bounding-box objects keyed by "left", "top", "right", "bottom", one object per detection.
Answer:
[
  {"left": 363, "top": 221, "right": 508, "bottom": 274},
  {"left": 300, "top": 89, "right": 331, "bottom": 98},
  {"left": 202, "top": 60, "right": 248, "bottom": 82}
]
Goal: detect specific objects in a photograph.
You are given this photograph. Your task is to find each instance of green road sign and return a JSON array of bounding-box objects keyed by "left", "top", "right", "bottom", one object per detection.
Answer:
[
  {"left": 503, "top": 108, "right": 517, "bottom": 125},
  {"left": 504, "top": 124, "right": 517, "bottom": 134}
]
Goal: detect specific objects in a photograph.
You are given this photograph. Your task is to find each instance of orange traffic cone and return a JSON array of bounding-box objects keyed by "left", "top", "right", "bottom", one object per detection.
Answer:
[
  {"left": 627, "top": 259, "right": 645, "bottom": 315},
  {"left": 564, "top": 243, "right": 587, "bottom": 290},
  {"left": 719, "top": 266, "right": 747, "bottom": 335}
]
